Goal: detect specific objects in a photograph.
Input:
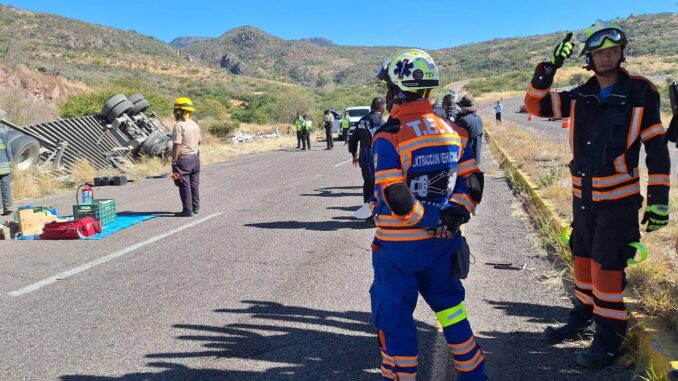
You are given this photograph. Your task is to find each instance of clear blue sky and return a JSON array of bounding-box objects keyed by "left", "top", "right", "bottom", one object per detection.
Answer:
[{"left": 2, "top": 1, "right": 676, "bottom": 49}]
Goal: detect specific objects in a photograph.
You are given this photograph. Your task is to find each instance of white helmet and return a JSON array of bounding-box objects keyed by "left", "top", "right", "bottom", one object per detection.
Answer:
[{"left": 377, "top": 49, "right": 440, "bottom": 91}]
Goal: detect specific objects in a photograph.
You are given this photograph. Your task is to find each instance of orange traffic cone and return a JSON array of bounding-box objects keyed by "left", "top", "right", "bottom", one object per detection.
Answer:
[
  {"left": 562, "top": 117, "right": 571, "bottom": 128},
  {"left": 527, "top": 113, "right": 533, "bottom": 122}
]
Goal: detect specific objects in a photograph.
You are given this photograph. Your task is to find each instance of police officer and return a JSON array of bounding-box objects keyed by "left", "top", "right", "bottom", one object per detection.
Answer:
[
  {"left": 341, "top": 110, "right": 351, "bottom": 144},
  {"left": 171, "top": 97, "right": 202, "bottom": 217},
  {"left": 294, "top": 113, "right": 303, "bottom": 149},
  {"left": 301, "top": 113, "right": 312, "bottom": 150},
  {"left": 371, "top": 49, "right": 487, "bottom": 381},
  {"left": 323, "top": 110, "right": 334, "bottom": 150},
  {"left": 348, "top": 97, "right": 384, "bottom": 224},
  {"left": 525, "top": 21, "right": 671, "bottom": 369}
]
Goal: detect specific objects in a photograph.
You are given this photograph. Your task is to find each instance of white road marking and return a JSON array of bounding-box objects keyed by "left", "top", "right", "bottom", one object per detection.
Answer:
[
  {"left": 8, "top": 213, "right": 223, "bottom": 297},
  {"left": 334, "top": 159, "right": 352, "bottom": 168}
]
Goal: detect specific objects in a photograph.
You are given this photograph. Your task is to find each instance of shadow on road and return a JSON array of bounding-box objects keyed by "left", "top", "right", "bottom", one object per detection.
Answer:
[
  {"left": 478, "top": 300, "right": 634, "bottom": 381},
  {"left": 58, "top": 300, "right": 441, "bottom": 381},
  {"left": 300, "top": 189, "right": 362, "bottom": 198},
  {"left": 316, "top": 186, "right": 362, "bottom": 190},
  {"left": 244, "top": 219, "right": 373, "bottom": 231},
  {"left": 57, "top": 300, "right": 635, "bottom": 380},
  {"left": 326, "top": 206, "right": 360, "bottom": 212}
]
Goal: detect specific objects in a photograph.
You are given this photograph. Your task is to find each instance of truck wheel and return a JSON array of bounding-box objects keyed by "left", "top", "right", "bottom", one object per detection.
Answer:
[
  {"left": 140, "top": 131, "right": 164, "bottom": 154},
  {"left": 9, "top": 135, "right": 40, "bottom": 171},
  {"left": 130, "top": 99, "right": 150, "bottom": 116},
  {"left": 105, "top": 99, "right": 134, "bottom": 122},
  {"left": 128, "top": 93, "right": 145, "bottom": 104},
  {"left": 101, "top": 94, "right": 128, "bottom": 118}
]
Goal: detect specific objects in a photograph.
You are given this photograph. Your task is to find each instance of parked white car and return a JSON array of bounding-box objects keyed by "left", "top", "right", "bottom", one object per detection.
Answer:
[{"left": 344, "top": 106, "right": 370, "bottom": 140}]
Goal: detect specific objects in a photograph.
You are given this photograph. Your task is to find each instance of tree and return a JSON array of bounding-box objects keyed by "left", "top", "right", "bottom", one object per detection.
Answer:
[{"left": 270, "top": 87, "right": 316, "bottom": 123}]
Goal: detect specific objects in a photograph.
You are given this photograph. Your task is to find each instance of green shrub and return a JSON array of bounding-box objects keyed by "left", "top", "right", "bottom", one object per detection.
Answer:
[
  {"left": 207, "top": 120, "right": 240, "bottom": 138},
  {"left": 59, "top": 87, "right": 172, "bottom": 118},
  {"left": 199, "top": 98, "right": 229, "bottom": 120}
]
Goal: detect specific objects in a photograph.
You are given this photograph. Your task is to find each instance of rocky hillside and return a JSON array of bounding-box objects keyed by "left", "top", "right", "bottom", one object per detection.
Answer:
[
  {"left": 169, "top": 36, "right": 213, "bottom": 49},
  {"left": 181, "top": 13, "right": 677, "bottom": 87}
]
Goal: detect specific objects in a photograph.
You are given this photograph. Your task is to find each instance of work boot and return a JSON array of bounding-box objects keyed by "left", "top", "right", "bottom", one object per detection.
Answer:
[
  {"left": 544, "top": 322, "right": 593, "bottom": 343},
  {"left": 193, "top": 208, "right": 200, "bottom": 215},
  {"left": 575, "top": 346, "right": 622, "bottom": 370},
  {"left": 174, "top": 211, "right": 194, "bottom": 217},
  {"left": 1, "top": 209, "right": 12, "bottom": 216}
]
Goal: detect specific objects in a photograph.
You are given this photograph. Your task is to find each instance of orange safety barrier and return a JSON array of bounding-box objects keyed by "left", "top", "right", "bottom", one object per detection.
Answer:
[{"left": 562, "top": 117, "right": 571, "bottom": 128}]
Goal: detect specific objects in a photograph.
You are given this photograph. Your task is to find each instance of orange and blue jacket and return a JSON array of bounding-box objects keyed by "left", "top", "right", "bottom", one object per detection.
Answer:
[
  {"left": 525, "top": 64, "right": 670, "bottom": 206},
  {"left": 371, "top": 99, "right": 480, "bottom": 248}
]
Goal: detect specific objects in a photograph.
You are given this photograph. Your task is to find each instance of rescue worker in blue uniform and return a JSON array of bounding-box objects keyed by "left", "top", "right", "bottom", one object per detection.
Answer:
[
  {"left": 371, "top": 49, "right": 487, "bottom": 381},
  {"left": 525, "top": 21, "right": 671, "bottom": 369}
]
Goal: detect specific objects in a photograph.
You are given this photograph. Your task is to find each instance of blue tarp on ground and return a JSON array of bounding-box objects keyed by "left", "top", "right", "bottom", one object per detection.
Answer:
[
  {"left": 82, "top": 213, "right": 157, "bottom": 240},
  {"left": 17, "top": 213, "right": 158, "bottom": 240}
]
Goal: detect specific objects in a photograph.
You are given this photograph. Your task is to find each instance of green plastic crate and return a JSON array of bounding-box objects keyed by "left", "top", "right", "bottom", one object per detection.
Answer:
[{"left": 72, "top": 199, "right": 117, "bottom": 225}]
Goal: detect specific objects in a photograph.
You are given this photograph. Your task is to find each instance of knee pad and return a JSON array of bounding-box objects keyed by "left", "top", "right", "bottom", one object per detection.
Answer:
[
  {"left": 384, "top": 182, "right": 415, "bottom": 216},
  {"left": 467, "top": 172, "right": 484, "bottom": 203}
]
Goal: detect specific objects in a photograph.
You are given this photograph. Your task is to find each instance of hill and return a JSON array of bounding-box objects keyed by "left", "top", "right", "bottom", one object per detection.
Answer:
[{"left": 180, "top": 13, "right": 678, "bottom": 88}]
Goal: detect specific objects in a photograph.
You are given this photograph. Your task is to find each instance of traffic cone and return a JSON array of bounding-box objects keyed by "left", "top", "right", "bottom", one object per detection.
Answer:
[
  {"left": 527, "top": 113, "right": 533, "bottom": 122},
  {"left": 562, "top": 117, "right": 571, "bottom": 128}
]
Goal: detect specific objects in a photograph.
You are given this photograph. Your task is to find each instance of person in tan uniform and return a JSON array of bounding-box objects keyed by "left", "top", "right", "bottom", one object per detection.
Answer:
[{"left": 171, "top": 97, "right": 202, "bottom": 217}]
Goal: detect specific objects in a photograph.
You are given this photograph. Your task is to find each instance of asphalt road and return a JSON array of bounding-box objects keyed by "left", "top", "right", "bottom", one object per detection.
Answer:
[{"left": 0, "top": 141, "right": 634, "bottom": 380}]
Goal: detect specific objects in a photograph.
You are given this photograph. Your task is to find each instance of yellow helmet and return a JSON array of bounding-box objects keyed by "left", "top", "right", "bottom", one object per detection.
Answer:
[{"left": 173, "top": 97, "right": 195, "bottom": 112}]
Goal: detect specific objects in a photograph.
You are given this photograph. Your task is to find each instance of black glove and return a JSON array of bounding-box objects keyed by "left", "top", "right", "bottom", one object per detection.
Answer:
[
  {"left": 666, "top": 114, "right": 677, "bottom": 147},
  {"left": 551, "top": 32, "right": 574, "bottom": 69},
  {"left": 427, "top": 205, "right": 470, "bottom": 239}
]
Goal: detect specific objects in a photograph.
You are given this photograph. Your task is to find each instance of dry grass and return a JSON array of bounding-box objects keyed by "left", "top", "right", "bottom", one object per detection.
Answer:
[
  {"left": 125, "top": 122, "right": 298, "bottom": 178},
  {"left": 486, "top": 117, "right": 678, "bottom": 331}
]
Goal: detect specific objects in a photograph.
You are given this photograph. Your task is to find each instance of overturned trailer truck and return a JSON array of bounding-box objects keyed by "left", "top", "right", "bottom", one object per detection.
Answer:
[{"left": 0, "top": 94, "right": 173, "bottom": 173}]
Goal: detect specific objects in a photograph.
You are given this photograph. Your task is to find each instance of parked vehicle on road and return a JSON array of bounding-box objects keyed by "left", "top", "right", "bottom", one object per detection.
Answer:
[
  {"left": 328, "top": 110, "right": 343, "bottom": 137},
  {"left": 344, "top": 106, "right": 371, "bottom": 139}
]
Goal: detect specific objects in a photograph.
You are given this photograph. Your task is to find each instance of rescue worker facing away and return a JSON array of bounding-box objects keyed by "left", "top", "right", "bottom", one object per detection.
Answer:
[
  {"left": 171, "top": 97, "right": 202, "bottom": 217},
  {"left": 348, "top": 97, "right": 385, "bottom": 224},
  {"left": 341, "top": 110, "right": 351, "bottom": 144},
  {"left": 525, "top": 21, "right": 671, "bottom": 369},
  {"left": 301, "top": 113, "right": 312, "bottom": 150},
  {"left": 371, "top": 49, "right": 487, "bottom": 381}
]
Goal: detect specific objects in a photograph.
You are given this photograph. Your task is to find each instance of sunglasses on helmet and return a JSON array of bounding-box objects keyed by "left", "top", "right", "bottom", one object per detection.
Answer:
[
  {"left": 376, "top": 58, "right": 390, "bottom": 81},
  {"left": 584, "top": 28, "right": 627, "bottom": 53}
]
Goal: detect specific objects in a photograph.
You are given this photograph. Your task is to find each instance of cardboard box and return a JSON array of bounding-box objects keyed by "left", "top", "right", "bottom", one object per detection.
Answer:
[
  {"left": 16, "top": 209, "right": 63, "bottom": 236},
  {"left": 0, "top": 221, "right": 19, "bottom": 240}
]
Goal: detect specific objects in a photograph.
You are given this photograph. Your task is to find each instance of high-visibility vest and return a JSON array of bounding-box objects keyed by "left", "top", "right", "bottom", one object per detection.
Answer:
[
  {"left": 303, "top": 120, "right": 312, "bottom": 131},
  {"left": 341, "top": 116, "right": 350, "bottom": 129},
  {"left": 295, "top": 118, "right": 303, "bottom": 131}
]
